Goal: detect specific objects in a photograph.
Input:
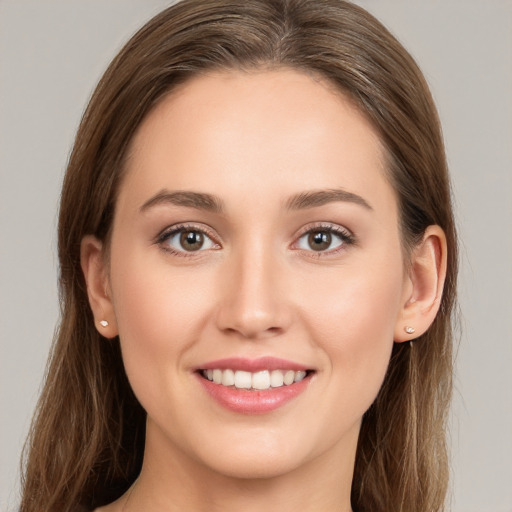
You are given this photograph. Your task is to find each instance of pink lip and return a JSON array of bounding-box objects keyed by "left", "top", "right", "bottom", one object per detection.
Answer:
[
  {"left": 198, "top": 356, "right": 310, "bottom": 372},
  {"left": 196, "top": 374, "right": 311, "bottom": 414},
  {"left": 195, "top": 357, "right": 313, "bottom": 415}
]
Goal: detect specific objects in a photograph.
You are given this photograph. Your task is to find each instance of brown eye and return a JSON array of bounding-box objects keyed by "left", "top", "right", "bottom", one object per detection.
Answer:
[
  {"left": 296, "top": 226, "right": 350, "bottom": 253},
  {"left": 160, "top": 227, "right": 217, "bottom": 254},
  {"left": 180, "top": 231, "right": 204, "bottom": 251},
  {"left": 308, "top": 231, "right": 332, "bottom": 251}
]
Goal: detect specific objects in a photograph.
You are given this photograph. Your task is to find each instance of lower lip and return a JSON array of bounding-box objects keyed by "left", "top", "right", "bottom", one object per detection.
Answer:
[{"left": 196, "top": 373, "right": 312, "bottom": 414}]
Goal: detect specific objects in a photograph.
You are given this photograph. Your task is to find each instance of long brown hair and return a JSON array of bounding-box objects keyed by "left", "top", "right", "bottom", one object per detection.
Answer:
[{"left": 20, "top": 1, "right": 458, "bottom": 511}]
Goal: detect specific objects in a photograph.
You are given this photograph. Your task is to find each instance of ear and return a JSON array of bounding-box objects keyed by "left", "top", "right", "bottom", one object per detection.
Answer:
[
  {"left": 80, "top": 235, "right": 118, "bottom": 338},
  {"left": 394, "top": 225, "right": 447, "bottom": 343}
]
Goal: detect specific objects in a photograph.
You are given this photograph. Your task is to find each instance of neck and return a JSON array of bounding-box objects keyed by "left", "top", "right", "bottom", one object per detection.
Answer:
[{"left": 121, "top": 419, "right": 358, "bottom": 512}]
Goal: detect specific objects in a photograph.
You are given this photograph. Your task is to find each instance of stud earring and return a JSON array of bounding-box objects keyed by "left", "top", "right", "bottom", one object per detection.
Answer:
[
  {"left": 99, "top": 320, "right": 109, "bottom": 327},
  {"left": 404, "top": 326, "right": 415, "bottom": 334}
]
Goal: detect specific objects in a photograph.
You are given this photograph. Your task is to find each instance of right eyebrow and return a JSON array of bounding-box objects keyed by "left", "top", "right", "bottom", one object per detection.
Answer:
[{"left": 139, "top": 189, "right": 224, "bottom": 213}]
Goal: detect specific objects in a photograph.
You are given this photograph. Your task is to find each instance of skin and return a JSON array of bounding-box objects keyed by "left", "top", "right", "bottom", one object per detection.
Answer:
[{"left": 82, "top": 69, "right": 447, "bottom": 512}]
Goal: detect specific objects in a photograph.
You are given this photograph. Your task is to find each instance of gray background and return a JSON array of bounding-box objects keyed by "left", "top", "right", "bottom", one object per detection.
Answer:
[{"left": 1, "top": 1, "right": 511, "bottom": 511}]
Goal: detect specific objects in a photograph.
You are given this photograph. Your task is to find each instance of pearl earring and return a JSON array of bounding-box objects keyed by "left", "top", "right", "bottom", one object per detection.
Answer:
[
  {"left": 99, "top": 320, "right": 109, "bottom": 327},
  {"left": 404, "top": 326, "right": 415, "bottom": 334}
]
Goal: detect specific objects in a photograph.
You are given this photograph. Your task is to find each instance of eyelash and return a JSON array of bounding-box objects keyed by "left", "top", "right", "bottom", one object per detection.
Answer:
[
  {"left": 294, "top": 223, "right": 356, "bottom": 256},
  {"left": 155, "top": 222, "right": 356, "bottom": 258},
  {"left": 155, "top": 223, "right": 220, "bottom": 258}
]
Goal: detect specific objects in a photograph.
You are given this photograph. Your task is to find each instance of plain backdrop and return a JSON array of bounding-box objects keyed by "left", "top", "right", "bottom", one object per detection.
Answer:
[{"left": 1, "top": 1, "right": 511, "bottom": 511}]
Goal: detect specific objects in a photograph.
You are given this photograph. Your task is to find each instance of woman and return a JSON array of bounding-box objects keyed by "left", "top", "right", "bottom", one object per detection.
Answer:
[{"left": 20, "top": 1, "right": 458, "bottom": 511}]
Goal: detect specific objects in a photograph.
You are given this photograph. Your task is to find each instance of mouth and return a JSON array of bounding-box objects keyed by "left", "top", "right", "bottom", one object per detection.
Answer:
[
  {"left": 199, "top": 368, "right": 312, "bottom": 391},
  {"left": 195, "top": 357, "right": 315, "bottom": 414}
]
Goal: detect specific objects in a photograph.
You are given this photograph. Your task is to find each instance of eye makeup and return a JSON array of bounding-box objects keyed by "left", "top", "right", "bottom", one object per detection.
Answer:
[
  {"left": 153, "top": 219, "right": 356, "bottom": 260},
  {"left": 155, "top": 222, "right": 221, "bottom": 257}
]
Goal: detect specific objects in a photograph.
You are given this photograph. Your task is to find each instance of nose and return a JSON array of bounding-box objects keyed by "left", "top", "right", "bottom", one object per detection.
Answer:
[{"left": 215, "top": 244, "right": 291, "bottom": 340}]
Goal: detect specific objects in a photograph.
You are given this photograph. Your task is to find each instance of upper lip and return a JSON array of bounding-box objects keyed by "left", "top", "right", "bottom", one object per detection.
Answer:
[{"left": 197, "top": 357, "right": 311, "bottom": 372}]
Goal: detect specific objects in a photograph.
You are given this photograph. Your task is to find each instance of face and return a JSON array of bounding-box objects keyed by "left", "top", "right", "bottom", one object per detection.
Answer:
[{"left": 106, "top": 69, "right": 410, "bottom": 480}]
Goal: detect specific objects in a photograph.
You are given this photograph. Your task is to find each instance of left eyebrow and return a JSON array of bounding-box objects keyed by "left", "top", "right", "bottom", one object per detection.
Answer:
[{"left": 286, "top": 188, "right": 373, "bottom": 211}]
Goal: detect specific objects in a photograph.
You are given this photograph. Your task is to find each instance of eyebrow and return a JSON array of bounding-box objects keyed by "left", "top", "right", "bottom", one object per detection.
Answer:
[
  {"left": 286, "top": 188, "right": 373, "bottom": 211},
  {"left": 140, "top": 190, "right": 224, "bottom": 213},
  {"left": 139, "top": 187, "right": 372, "bottom": 214}
]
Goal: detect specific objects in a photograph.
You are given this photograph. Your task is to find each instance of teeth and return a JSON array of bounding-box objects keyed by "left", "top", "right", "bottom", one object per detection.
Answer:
[
  {"left": 202, "top": 368, "right": 308, "bottom": 390},
  {"left": 294, "top": 370, "right": 307, "bottom": 382},
  {"left": 270, "top": 369, "right": 284, "bottom": 387},
  {"left": 234, "top": 370, "right": 252, "bottom": 389},
  {"left": 283, "top": 370, "right": 295, "bottom": 386},
  {"left": 221, "top": 369, "right": 235, "bottom": 386},
  {"left": 212, "top": 369, "right": 222, "bottom": 384},
  {"left": 252, "top": 370, "right": 270, "bottom": 390}
]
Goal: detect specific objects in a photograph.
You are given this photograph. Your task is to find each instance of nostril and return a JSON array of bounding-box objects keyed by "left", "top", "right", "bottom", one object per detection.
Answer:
[
  {"left": 220, "top": 324, "right": 284, "bottom": 340},
  {"left": 214, "top": 270, "right": 291, "bottom": 338}
]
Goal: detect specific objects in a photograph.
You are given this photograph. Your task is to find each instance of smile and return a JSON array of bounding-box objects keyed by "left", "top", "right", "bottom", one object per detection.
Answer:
[
  {"left": 196, "top": 357, "right": 314, "bottom": 414},
  {"left": 201, "top": 368, "right": 308, "bottom": 390}
]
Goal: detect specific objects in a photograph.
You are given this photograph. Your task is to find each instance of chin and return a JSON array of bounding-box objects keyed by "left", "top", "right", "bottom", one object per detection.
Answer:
[
  {"left": 202, "top": 451, "right": 308, "bottom": 481},
  {"left": 188, "top": 423, "right": 342, "bottom": 482}
]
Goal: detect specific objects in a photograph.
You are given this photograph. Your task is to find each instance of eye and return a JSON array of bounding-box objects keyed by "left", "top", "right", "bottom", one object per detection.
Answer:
[
  {"left": 158, "top": 226, "right": 218, "bottom": 254},
  {"left": 295, "top": 226, "right": 353, "bottom": 253}
]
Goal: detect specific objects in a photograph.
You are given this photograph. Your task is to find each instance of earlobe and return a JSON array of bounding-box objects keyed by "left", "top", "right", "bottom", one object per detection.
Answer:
[
  {"left": 80, "top": 235, "right": 118, "bottom": 338},
  {"left": 394, "top": 225, "right": 447, "bottom": 343}
]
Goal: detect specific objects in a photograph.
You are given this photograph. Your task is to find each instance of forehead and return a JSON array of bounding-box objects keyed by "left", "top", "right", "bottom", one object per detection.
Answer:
[{"left": 119, "top": 68, "right": 396, "bottom": 217}]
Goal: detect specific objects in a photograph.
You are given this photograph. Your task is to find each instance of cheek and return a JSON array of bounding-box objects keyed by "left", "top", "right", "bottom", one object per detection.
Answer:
[
  {"left": 300, "top": 257, "right": 403, "bottom": 339},
  {"left": 109, "top": 249, "right": 215, "bottom": 404},
  {"left": 297, "top": 258, "right": 404, "bottom": 408}
]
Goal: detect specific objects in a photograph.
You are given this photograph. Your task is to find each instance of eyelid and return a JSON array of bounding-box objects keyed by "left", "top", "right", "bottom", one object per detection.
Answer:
[
  {"left": 294, "top": 221, "right": 353, "bottom": 238},
  {"left": 154, "top": 221, "right": 355, "bottom": 257},
  {"left": 155, "top": 222, "right": 221, "bottom": 255},
  {"left": 291, "top": 222, "right": 356, "bottom": 253}
]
